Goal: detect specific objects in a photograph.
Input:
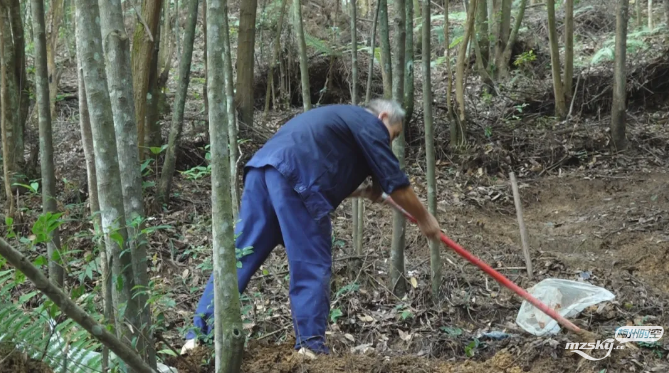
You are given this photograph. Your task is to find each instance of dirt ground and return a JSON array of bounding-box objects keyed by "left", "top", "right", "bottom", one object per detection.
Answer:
[{"left": 161, "top": 167, "right": 669, "bottom": 373}]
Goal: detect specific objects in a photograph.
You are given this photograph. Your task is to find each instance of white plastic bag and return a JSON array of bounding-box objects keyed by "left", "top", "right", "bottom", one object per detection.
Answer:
[{"left": 515, "top": 278, "right": 615, "bottom": 336}]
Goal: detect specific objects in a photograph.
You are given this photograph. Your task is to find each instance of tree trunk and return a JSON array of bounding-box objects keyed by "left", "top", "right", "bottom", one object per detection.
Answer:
[
  {"left": 0, "top": 5, "right": 24, "bottom": 182},
  {"left": 611, "top": 0, "right": 628, "bottom": 150},
  {"left": 414, "top": 0, "right": 422, "bottom": 54},
  {"left": 145, "top": 21, "right": 162, "bottom": 150},
  {"left": 221, "top": 0, "right": 239, "bottom": 221},
  {"left": 365, "top": 0, "right": 380, "bottom": 104},
  {"left": 0, "top": 237, "right": 158, "bottom": 373},
  {"left": 96, "top": 0, "right": 157, "bottom": 367},
  {"left": 0, "top": 7, "right": 14, "bottom": 216},
  {"left": 294, "top": 0, "right": 312, "bottom": 111},
  {"left": 546, "top": 0, "right": 567, "bottom": 118},
  {"left": 207, "top": 2, "right": 245, "bottom": 372},
  {"left": 158, "top": 0, "right": 200, "bottom": 203},
  {"left": 203, "top": 1, "right": 208, "bottom": 118},
  {"left": 351, "top": 0, "right": 359, "bottom": 106},
  {"left": 8, "top": 0, "right": 29, "bottom": 151},
  {"left": 350, "top": 0, "right": 363, "bottom": 271},
  {"left": 74, "top": 2, "right": 146, "bottom": 371},
  {"left": 493, "top": 0, "right": 511, "bottom": 71},
  {"left": 488, "top": 0, "right": 496, "bottom": 58},
  {"left": 563, "top": 0, "right": 574, "bottom": 98},
  {"left": 498, "top": 0, "right": 527, "bottom": 79},
  {"left": 46, "top": 0, "right": 64, "bottom": 120},
  {"left": 379, "top": 0, "right": 392, "bottom": 98},
  {"left": 445, "top": 0, "right": 453, "bottom": 116},
  {"left": 76, "top": 58, "right": 113, "bottom": 372},
  {"left": 235, "top": 0, "right": 257, "bottom": 127},
  {"left": 32, "top": 0, "right": 65, "bottom": 289},
  {"left": 390, "top": 0, "right": 406, "bottom": 298},
  {"left": 131, "top": 0, "right": 163, "bottom": 161},
  {"left": 476, "top": 0, "right": 489, "bottom": 67},
  {"left": 648, "top": 0, "right": 653, "bottom": 29},
  {"left": 422, "top": 0, "right": 441, "bottom": 300},
  {"left": 636, "top": 0, "right": 641, "bottom": 28},
  {"left": 264, "top": 0, "right": 288, "bottom": 117},
  {"left": 404, "top": 0, "right": 415, "bottom": 121},
  {"left": 454, "top": 0, "right": 476, "bottom": 146}
]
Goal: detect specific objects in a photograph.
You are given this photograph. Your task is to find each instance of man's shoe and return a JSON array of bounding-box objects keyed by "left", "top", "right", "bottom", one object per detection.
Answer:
[
  {"left": 297, "top": 347, "right": 317, "bottom": 360},
  {"left": 180, "top": 339, "right": 198, "bottom": 355}
]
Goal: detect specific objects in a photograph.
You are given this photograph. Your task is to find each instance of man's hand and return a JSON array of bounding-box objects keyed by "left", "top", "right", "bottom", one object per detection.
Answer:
[
  {"left": 388, "top": 186, "right": 442, "bottom": 240},
  {"left": 417, "top": 212, "right": 441, "bottom": 240}
]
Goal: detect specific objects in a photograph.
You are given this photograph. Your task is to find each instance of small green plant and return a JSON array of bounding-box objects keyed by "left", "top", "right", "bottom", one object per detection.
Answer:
[
  {"left": 513, "top": 50, "right": 536, "bottom": 67},
  {"left": 13, "top": 181, "right": 40, "bottom": 195}
]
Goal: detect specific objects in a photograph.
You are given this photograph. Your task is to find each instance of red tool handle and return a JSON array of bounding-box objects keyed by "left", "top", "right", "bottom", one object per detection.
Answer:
[{"left": 381, "top": 193, "right": 582, "bottom": 334}]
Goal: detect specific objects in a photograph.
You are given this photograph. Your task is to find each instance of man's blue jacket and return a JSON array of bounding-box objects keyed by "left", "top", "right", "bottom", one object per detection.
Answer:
[{"left": 245, "top": 104, "right": 411, "bottom": 220}]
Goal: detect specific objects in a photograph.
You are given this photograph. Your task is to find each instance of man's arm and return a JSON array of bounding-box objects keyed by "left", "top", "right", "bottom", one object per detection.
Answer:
[{"left": 388, "top": 186, "right": 441, "bottom": 240}]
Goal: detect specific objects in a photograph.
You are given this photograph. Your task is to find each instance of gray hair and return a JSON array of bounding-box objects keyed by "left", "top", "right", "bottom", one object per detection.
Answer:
[{"left": 365, "top": 98, "right": 405, "bottom": 126}]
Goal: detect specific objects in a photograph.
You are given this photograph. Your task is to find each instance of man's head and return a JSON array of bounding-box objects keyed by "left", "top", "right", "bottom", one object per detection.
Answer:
[{"left": 364, "top": 99, "right": 405, "bottom": 141}]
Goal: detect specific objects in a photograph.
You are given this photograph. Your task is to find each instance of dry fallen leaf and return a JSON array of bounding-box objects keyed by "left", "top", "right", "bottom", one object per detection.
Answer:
[
  {"left": 357, "top": 314, "right": 374, "bottom": 323},
  {"left": 344, "top": 333, "right": 355, "bottom": 342},
  {"left": 410, "top": 277, "right": 418, "bottom": 288}
]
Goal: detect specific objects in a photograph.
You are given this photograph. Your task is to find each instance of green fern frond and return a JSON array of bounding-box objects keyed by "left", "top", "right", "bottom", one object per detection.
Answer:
[
  {"left": 304, "top": 32, "right": 338, "bottom": 56},
  {"left": 591, "top": 46, "right": 614, "bottom": 64}
]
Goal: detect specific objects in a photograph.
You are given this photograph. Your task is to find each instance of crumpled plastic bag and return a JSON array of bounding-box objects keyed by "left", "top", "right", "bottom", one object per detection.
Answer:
[{"left": 515, "top": 278, "right": 615, "bottom": 336}]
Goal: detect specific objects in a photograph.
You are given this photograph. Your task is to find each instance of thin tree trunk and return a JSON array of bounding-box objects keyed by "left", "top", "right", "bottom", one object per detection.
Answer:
[
  {"left": 8, "top": 0, "right": 29, "bottom": 152},
  {"left": 379, "top": 0, "right": 392, "bottom": 98},
  {"left": 46, "top": 0, "right": 64, "bottom": 120},
  {"left": 445, "top": 0, "right": 453, "bottom": 116},
  {"left": 454, "top": 0, "right": 476, "bottom": 146},
  {"left": 365, "top": 0, "right": 380, "bottom": 104},
  {"left": 235, "top": 0, "right": 257, "bottom": 127},
  {"left": 96, "top": 0, "right": 157, "bottom": 367},
  {"left": 0, "top": 237, "right": 158, "bottom": 373},
  {"left": 546, "top": 0, "right": 567, "bottom": 118},
  {"left": 493, "top": 0, "right": 510, "bottom": 71},
  {"left": 414, "top": 0, "right": 422, "bottom": 54},
  {"left": 207, "top": 2, "right": 245, "bottom": 372},
  {"left": 32, "top": 0, "right": 64, "bottom": 289},
  {"left": 158, "top": 0, "right": 199, "bottom": 203},
  {"left": 294, "top": 0, "right": 312, "bottom": 111},
  {"left": 636, "top": 0, "right": 641, "bottom": 28},
  {"left": 498, "top": 0, "right": 527, "bottom": 79},
  {"left": 563, "top": 0, "right": 574, "bottom": 98},
  {"left": 476, "top": 0, "right": 489, "bottom": 66},
  {"left": 74, "top": 1, "right": 144, "bottom": 371},
  {"left": 648, "top": 0, "right": 653, "bottom": 29},
  {"left": 145, "top": 22, "right": 162, "bottom": 150},
  {"left": 488, "top": 0, "right": 496, "bottom": 58},
  {"left": 404, "top": 0, "right": 415, "bottom": 121},
  {"left": 351, "top": 0, "right": 359, "bottom": 106},
  {"left": 0, "top": 8, "right": 14, "bottom": 217},
  {"left": 264, "top": 0, "right": 288, "bottom": 118},
  {"left": 131, "top": 0, "right": 163, "bottom": 160},
  {"left": 76, "top": 60, "right": 113, "bottom": 372},
  {"left": 221, "top": 0, "right": 239, "bottom": 220},
  {"left": 351, "top": 0, "right": 363, "bottom": 271},
  {"left": 611, "top": 0, "right": 628, "bottom": 150},
  {"left": 0, "top": 6, "right": 22, "bottom": 181},
  {"left": 421, "top": 0, "right": 441, "bottom": 300},
  {"left": 390, "top": 0, "right": 406, "bottom": 298},
  {"left": 203, "top": 2, "right": 208, "bottom": 117}
]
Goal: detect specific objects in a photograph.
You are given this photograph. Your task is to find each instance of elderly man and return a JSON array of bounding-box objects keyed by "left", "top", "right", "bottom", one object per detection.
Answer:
[{"left": 183, "top": 99, "right": 441, "bottom": 355}]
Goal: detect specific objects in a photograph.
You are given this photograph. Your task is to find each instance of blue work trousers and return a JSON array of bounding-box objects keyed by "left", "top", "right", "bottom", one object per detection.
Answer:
[{"left": 186, "top": 166, "right": 333, "bottom": 353}]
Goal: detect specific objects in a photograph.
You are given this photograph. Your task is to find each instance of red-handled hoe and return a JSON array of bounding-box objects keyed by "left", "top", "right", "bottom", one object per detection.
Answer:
[{"left": 380, "top": 193, "right": 600, "bottom": 342}]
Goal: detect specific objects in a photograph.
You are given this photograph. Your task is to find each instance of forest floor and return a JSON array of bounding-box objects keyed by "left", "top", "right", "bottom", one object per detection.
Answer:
[
  {"left": 6, "top": 2, "right": 669, "bottom": 371},
  {"left": 23, "top": 101, "right": 665, "bottom": 372}
]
